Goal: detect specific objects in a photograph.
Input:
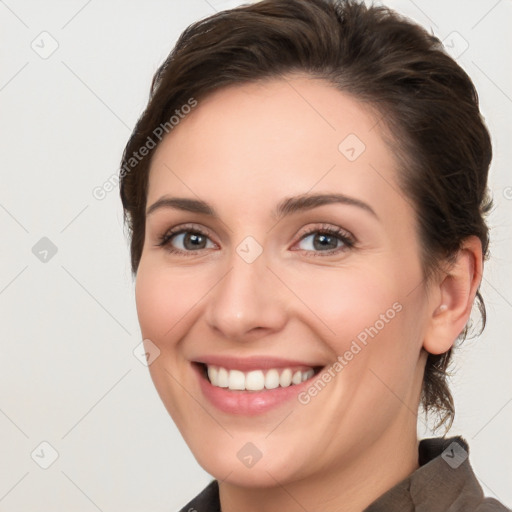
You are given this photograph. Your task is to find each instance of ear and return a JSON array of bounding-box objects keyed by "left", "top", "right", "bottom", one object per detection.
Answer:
[{"left": 423, "top": 236, "right": 483, "bottom": 355}]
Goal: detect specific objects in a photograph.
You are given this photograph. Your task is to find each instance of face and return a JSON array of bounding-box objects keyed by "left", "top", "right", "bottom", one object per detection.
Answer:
[{"left": 135, "top": 75, "right": 431, "bottom": 487}]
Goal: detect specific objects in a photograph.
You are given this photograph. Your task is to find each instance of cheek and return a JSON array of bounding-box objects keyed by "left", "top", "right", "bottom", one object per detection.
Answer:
[
  {"left": 287, "top": 264, "right": 401, "bottom": 345},
  {"left": 135, "top": 263, "right": 197, "bottom": 343},
  {"left": 291, "top": 263, "right": 423, "bottom": 400}
]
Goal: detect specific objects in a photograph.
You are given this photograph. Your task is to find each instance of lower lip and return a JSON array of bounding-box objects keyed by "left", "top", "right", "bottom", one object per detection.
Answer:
[{"left": 193, "top": 363, "right": 321, "bottom": 416}]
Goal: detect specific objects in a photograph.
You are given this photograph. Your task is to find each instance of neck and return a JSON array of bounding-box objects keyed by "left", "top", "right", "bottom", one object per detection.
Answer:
[{"left": 218, "top": 420, "right": 419, "bottom": 512}]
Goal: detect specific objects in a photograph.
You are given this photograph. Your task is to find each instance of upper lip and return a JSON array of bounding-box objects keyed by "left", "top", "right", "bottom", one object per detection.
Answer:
[{"left": 192, "top": 355, "right": 325, "bottom": 372}]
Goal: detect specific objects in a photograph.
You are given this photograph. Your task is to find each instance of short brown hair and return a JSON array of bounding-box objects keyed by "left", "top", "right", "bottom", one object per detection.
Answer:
[{"left": 119, "top": 0, "right": 493, "bottom": 432}]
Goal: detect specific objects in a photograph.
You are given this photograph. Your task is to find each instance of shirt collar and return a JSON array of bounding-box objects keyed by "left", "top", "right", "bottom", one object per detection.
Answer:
[{"left": 364, "top": 436, "right": 486, "bottom": 511}]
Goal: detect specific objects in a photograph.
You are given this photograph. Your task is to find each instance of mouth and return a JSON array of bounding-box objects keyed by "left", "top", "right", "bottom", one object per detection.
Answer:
[
  {"left": 191, "top": 359, "right": 326, "bottom": 415},
  {"left": 195, "top": 362, "right": 323, "bottom": 391}
]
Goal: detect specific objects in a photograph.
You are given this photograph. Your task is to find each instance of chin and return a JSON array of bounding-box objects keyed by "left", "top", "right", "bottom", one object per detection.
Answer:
[{"left": 186, "top": 433, "right": 314, "bottom": 489}]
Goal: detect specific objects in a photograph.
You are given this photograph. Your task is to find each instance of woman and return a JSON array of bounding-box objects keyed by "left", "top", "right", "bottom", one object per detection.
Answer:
[{"left": 119, "top": 0, "right": 509, "bottom": 510}]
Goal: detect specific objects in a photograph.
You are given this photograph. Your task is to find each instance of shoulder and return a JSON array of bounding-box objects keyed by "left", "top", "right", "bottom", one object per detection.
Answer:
[{"left": 474, "top": 497, "right": 511, "bottom": 512}]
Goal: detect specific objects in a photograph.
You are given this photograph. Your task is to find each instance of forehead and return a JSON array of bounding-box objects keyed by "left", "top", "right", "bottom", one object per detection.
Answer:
[
  {"left": 146, "top": 76, "right": 410, "bottom": 226},
  {"left": 154, "top": 75, "right": 386, "bottom": 157}
]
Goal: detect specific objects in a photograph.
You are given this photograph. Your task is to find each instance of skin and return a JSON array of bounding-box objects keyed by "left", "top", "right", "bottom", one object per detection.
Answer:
[{"left": 135, "top": 74, "right": 482, "bottom": 512}]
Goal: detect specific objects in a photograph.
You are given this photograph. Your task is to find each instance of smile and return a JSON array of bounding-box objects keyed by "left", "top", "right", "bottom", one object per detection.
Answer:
[
  {"left": 192, "top": 359, "right": 325, "bottom": 415},
  {"left": 205, "top": 364, "right": 316, "bottom": 391}
]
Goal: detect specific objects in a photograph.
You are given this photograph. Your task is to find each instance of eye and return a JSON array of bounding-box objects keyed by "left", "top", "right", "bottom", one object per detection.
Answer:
[
  {"left": 293, "top": 224, "right": 355, "bottom": 256},
  {"left": 156, "top": 224, "right": 216, "bottom": 255},
  {"left": 155, "top": 223, "right": 355, "bottom": 257}
]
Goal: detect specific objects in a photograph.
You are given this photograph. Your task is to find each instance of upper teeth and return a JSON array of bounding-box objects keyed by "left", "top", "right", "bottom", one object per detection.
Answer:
[{"left": 206, "top": 365, "right": 315, "bottom": 391}]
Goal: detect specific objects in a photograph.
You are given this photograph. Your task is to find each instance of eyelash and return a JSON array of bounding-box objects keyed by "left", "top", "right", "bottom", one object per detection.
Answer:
[{"left": 155, "top": 223, "right": 356, "bottom": 257}]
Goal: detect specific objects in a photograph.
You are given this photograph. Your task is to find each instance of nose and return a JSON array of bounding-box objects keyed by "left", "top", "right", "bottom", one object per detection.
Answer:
[{"left": 204, "top": 249, "right": 288, "bottom": 341}]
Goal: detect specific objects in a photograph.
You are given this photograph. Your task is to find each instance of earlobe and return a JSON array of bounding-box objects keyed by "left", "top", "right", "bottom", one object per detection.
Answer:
[{"left": 423, "top": 236, "right": 483, "bottom": 355}]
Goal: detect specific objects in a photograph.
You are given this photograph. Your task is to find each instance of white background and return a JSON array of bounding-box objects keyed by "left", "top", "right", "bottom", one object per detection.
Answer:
[{"left": 1, "top": 0, "right": 511, "bottom": 510}]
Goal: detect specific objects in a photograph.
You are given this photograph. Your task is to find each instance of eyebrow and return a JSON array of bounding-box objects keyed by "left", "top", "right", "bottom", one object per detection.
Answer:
[{"left": 146, "top": 193, "right": 378, "bottom": 220}]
